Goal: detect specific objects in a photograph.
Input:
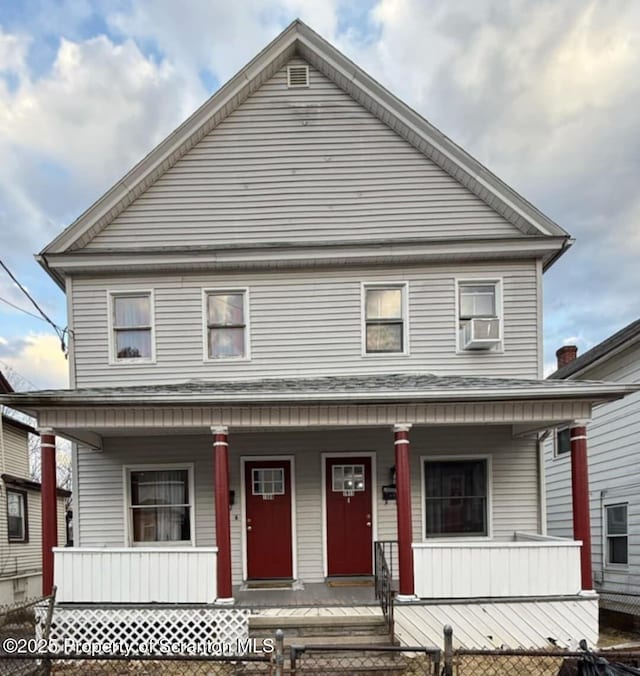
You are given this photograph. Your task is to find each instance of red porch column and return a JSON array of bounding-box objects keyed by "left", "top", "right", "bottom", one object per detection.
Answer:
[
  {"left": 394, "top": 424, "right": 415, "bottom": 599},
  {"left": 39, "top": 429, "right": 58, "bottom": 596},
  {"left": 570, "top": 423, "right": 594, "bottom": 591},
  {"left": 212, "top": 426, "right": 233, "bottom": 603}
]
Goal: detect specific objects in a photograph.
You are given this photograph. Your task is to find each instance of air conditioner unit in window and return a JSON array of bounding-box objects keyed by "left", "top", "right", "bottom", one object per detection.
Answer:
[{"left": 461, "top": 317, "right": 501, "bottom": 350}]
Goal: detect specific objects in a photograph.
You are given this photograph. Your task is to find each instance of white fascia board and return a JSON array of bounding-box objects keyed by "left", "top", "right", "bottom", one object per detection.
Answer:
[{"left": 40, "top": 237, "right": 569, "bottom": 277}]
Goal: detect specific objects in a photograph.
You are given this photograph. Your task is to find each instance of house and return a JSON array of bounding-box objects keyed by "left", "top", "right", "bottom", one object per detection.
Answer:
[
  {"left": 0, "top": 371, "right": 69, "bottom": 604},
  {"left": 1, "top": 20, "right": 636, "bottom": 650},
  {"left": 546, "top": 321, "right": 640, "bottom": 628}
]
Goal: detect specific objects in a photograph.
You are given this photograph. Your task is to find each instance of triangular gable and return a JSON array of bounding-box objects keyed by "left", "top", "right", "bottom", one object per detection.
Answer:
[
  {"left": 42, "top": 20, "right": 569, "bottom": 256},
  {"left": 82, "top": 56, "right": 525, "bottom": 251}
]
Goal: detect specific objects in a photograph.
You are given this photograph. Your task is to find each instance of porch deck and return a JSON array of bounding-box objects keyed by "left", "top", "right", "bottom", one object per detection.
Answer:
[{"left": 234, "top": 581, "right": 379, "bottom": 608}]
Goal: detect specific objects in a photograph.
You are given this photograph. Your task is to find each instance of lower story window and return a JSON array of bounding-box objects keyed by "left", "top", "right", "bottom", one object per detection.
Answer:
[
  {"left": 424, "top": 459, "right": 488, "bottom": 537},
  {"left": 7, "top": 489, "right": 28, "bottom": 543},
  {"left": 128, "top": 468, "right": 192, "bottom": 544},
  {"left": 605, "top": 503, "right": 628, "bottom": 565}
]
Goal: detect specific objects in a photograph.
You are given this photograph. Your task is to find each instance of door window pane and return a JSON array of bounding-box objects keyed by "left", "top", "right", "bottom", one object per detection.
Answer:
[
  {"left": 252, "top": 468, "right": 285, "bottom": 496},
  {"left": 332, "top": 464, "right": 365, "bottom": 492}
]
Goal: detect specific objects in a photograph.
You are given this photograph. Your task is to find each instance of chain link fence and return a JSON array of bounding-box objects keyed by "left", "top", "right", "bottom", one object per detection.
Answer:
[
  {"left": 0, "top": 592, "right": 55, "bottom": 676},
  {"left": 2, "top": 609, "right": 640, "bottom": 675}
]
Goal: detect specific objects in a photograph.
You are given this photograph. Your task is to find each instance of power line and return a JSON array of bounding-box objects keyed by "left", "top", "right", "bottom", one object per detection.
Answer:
[
  {"left": 0, "top": 258, "right": 68, "bottom": 354},
  {"left": 0, "top": 296, "right": 49, "bottom": 322}
]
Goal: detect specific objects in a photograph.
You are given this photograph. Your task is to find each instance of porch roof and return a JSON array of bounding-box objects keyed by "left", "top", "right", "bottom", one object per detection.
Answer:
[
  {"left": 2, "top": 373, "right": 635, "bottom": 448},
  {"left": 1, "top": 372, "right": 635, "bottom": 410}
]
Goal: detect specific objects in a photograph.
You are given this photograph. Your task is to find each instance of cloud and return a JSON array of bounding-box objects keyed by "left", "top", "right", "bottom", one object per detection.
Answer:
[
  {"left": 0, "top": 334, "right": 68, "bottom": 389},
  {"left": 0, "top": 29, "right": 207, "bottom": 256}
]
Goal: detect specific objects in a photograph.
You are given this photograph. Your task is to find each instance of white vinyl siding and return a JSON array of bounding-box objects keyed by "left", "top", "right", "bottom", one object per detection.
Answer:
[
  {"left": 84, "top": 58, "right": 521, "bottom": 251},
  {"left": 545, "top": 341, "right": 640, "bottom": 598},
  {"left": 70, "top": 261, "right": 539, "bottom": 386},
  {"left": 76, "top": 425, "right": 538, "bottom": 584},
  {"left": 2, "top": 422, "right": 31, "bottom": 477},
  {"left": 0, "top": 485, "right": 67, "bottom": 578}
]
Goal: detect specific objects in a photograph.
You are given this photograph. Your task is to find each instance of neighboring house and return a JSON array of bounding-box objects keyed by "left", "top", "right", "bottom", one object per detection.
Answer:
[
  {"left": 0, "top": 371, "right": 69, "bottom": 604},
  {"left": 546, "top": 321, "right": 640, "bottom": 624},
  {"left": 1, "top": 21, "right": 636, "bottom": 648}
]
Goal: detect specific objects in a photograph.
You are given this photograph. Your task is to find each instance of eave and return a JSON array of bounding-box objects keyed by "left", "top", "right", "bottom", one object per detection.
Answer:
[{"left": 38, "top": 236, "right": 571, "bottom": 290}]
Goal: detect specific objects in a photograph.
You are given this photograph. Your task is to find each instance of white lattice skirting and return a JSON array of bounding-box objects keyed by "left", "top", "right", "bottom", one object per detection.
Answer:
[{"left": 36, "top": 604, "right": 250, "bottom": 655}]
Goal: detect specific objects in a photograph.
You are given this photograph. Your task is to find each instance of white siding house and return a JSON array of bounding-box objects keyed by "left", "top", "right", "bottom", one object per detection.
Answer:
[
  {"left": 0, "top": 373, "right": 69, "bottom": 603},
  {"left": 546, "top": 321, "right": 640, "bottom": 622},
  {"left": 2, "top": 20, "right": 637, "bottom": 649}
]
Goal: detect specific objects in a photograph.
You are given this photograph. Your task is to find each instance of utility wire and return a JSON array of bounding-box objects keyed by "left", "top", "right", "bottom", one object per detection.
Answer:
[
  {"left": 0, "top": 296, "right": 49, "bottom": 322},
  {"left": 0, "top": 258, "right": 69, "bottom": 354}
]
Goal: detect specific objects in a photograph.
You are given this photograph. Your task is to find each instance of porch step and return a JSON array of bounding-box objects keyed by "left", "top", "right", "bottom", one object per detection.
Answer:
[
  {"left": 249, "top": 614, "right": 390, "bottom": 638},
  {"left": 249, "top": 615, "right": 391, "bottom": 651}
]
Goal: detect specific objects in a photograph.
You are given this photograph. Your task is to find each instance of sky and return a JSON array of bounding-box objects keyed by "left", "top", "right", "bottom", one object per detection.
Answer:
[{"left": 0, "top": 0, "right": 639, "bottom": 390}]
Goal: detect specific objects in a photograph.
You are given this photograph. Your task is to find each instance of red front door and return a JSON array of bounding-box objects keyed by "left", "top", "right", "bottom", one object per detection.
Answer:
[
  {"left": 326, "top": 456, "right": 373, "bottom": 576},
  {"left": 245, "top": 460, "right": 293, "bottom": 579}
]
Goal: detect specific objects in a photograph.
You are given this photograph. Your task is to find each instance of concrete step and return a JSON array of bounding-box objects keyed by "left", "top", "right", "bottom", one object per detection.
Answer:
[{"left": 249, "top": 614, "right": 389, "bottom": 638}]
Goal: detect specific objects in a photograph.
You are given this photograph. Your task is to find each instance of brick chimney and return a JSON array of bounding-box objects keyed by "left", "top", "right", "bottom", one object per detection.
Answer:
[{"left": 556, "top": 345, "right": 578, "bottom": 369}]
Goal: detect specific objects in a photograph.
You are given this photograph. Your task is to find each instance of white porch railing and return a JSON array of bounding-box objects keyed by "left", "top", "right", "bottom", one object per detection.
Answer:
[
  {"left": 53, "top": 547, "right": 218, "bottom": 603},
  {"left": 412, "top": 533, "right": 582, "bottom": 598}
]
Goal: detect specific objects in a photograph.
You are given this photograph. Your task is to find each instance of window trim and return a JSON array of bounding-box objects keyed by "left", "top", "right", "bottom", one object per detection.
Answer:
[
  {"left": 202, "top": 288, "right": 251, "bottom": 362},
  {"left": 361, "top": 282, "right": 410, "bottom": 357},
  {"left": 6, "top": 488, "right": 29, "bottom": 543},
  {"left": 604, "top": 502, "right": 628, "bottom": 569},
  {"left": 420, "top": 454, "right": 493, "bottom": 541},
  {"left": 123, "top": 463, "right": 196, "bottom": 547},
  {"left": 454, "top": 278, "right": 503, "bottom": 353},
  {"left": 107, "top": 290, "right": 156, "bottom": 365}
]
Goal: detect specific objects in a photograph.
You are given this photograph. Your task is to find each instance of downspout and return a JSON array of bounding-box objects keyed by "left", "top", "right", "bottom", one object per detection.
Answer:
[
  {"left": 0, "top": 416, "right": 5, "bottom": 474},
  {"left": 537, "top": 430, "right": 551, "bottom": 535},
  {"left": 599, "top": 489, "right": 606, "bottom": 588}
]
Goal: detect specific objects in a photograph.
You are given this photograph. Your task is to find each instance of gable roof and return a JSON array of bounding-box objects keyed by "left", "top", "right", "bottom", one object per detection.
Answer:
[
  {"left": 39, "top": 20, "right": 570, "bottom": 282},
  {"left": 0, "top": 370, "right": 13, "bottom": 394},
  {"left": 550, "top": 319, "right": 640, "bottom": 380}
]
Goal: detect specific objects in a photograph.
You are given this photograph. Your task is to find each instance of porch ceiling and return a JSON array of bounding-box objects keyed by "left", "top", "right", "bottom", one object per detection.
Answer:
[{"left": 1, "top": 373, "right": 635, "bottom": 449}]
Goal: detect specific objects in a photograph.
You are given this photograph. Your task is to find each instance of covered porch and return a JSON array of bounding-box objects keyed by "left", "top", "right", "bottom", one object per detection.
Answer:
[{"left": 3, "top": 373, "right": 634, "bottom": 610}]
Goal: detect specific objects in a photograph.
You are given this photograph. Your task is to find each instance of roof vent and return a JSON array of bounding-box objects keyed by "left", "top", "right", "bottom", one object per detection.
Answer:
[{"left": 287, "top": 65, "right": 309, "bottom": 88}]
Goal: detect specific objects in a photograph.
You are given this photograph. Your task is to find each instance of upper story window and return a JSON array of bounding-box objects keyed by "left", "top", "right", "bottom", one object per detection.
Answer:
[
  {"left": 110, "top": 292, "right": 154, "bottom": 362},
  {"left": 457, "top": 280, "right": 502, "bottom": 351},
  {"left": 127, "top": 466, "right": 193, "bottom": 545},
  {"left": 7, "top": 489, "right": 28, "bottom": 543},
  {"left": 205, "top": 290, "right": 248, "bottom": 360},
  {"left": 605, "top": 503, "right": 628, "bottom": 566},
  {"left": 424, "top": 458, "right": 488, "bottom": 538},
  {"left": 363, "top": 283, "right": 408, "bottom": 355}
]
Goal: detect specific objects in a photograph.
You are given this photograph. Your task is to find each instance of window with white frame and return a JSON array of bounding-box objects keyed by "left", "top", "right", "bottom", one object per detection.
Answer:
[
  {"left": 424, "top": 459, "right": 488, "bottom": 537},
  {"left": 363, "top": 284, "right": 406, "bottom": 354},
  {"left": 605, "top": 503, "right": 628, "bottom": 565},
  {"left": 111, "top": 292, "right": 153, "bottom": 361},
  {"left": 7, "top": 489, "right": 28, "bottom": 543},
  {"left": 205, "top": 291, "right": 247, "bottom": 359},
  {"left": 555, "top": 427, "right": 571, "bottom": 456},
  {"left": 128, "top": 468, "right": 192, "bottom": 544},
  {"left": 457, "top": 281, "right": 501, "bottom": 350}
]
